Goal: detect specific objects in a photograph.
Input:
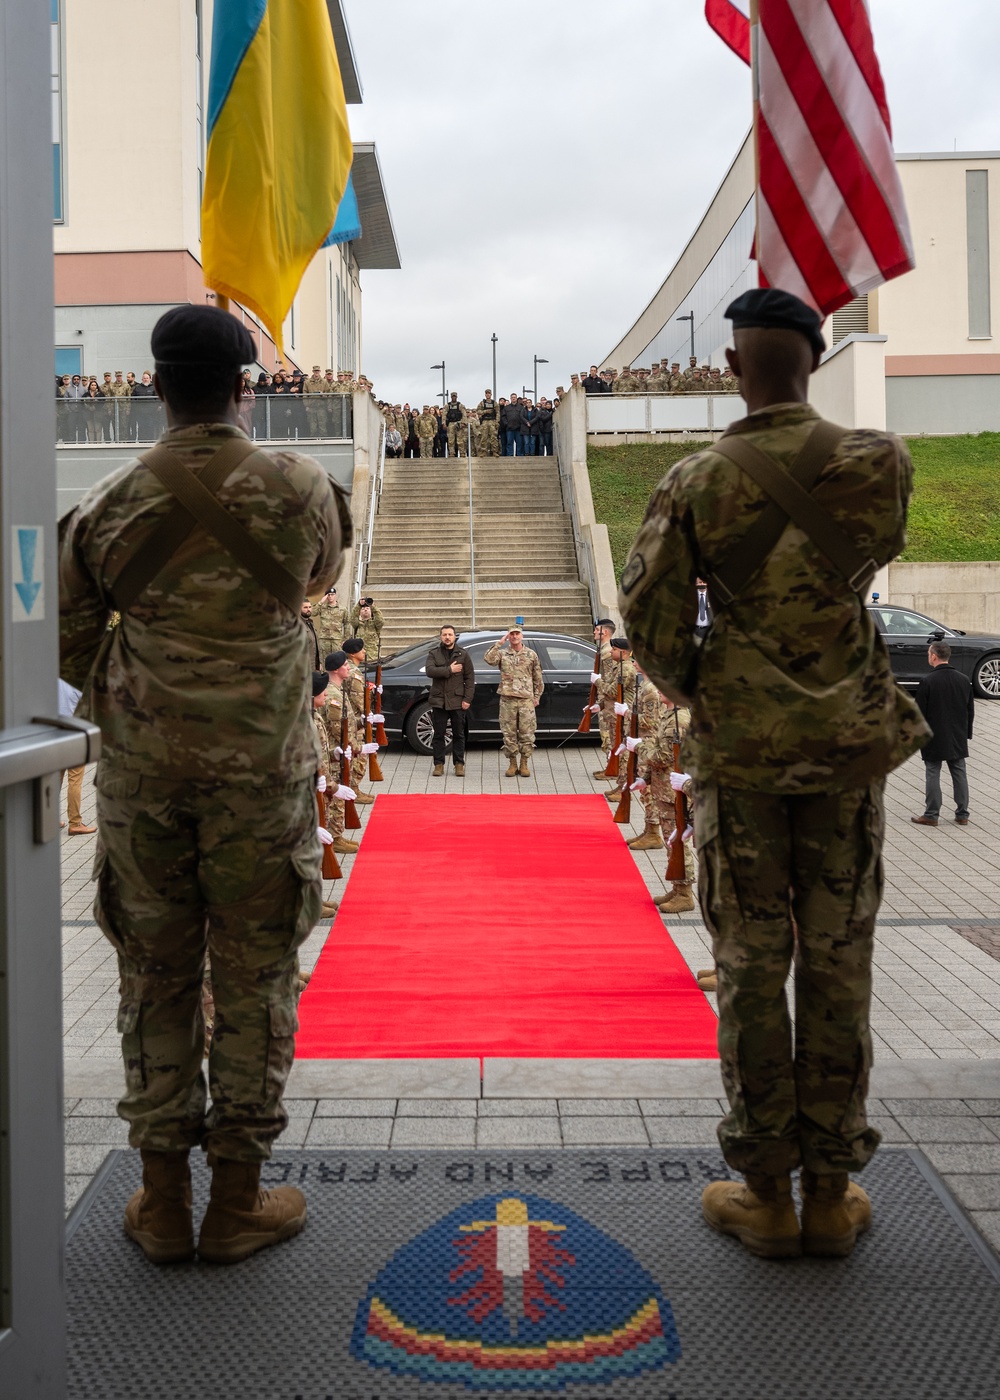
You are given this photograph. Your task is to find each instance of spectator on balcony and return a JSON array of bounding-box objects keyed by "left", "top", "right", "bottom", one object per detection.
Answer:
[
  {"left": 82, "top": 380, "right": 105, "bottom": 442},
  {"left": 131, "top": 370, "right": 158, "bottom": 441},
  {"left": 500, "top": 394, "right": 520, "bottom": 456},
  {"left": 385, "top": 423, "right": 402, "bottom": 458},
  {"left": 582, "top": 365, "right": 607, "bottom": 393},
  {"left": 516, "top": 396, "right": 536, "bottom": 456},
  {"left": 613, "top": 365, "right": 641, "bottom": 394},
  {"left": 533, "top": 398, "right": 554, "bottom": 456}
]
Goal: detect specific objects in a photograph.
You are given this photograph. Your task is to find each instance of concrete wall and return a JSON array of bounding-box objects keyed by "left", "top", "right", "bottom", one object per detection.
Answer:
[
  {"left": 810, "top": 335, "right": 888, "bottom": 430},
  {"left": 886, "top": 562, "right": 1000, "bottom": 635},
  {"left": 887, "top": 375, "right": 1000, "bottom": 435},
  {"left": 555, "top": 387, "right": 620, "bottom": 626}
]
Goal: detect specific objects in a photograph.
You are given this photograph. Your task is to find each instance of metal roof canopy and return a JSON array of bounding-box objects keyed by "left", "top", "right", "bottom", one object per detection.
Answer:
[
  {"left": 351, "top": 143, "right": 401, "bottom": 270},
  {"left": 328, "top": 0, "right": 362, "bottom": 105}
]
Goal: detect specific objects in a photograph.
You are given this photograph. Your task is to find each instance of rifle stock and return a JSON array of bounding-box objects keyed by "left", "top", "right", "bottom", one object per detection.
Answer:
[
  {"left": 373, "top": 654, "right": 388, "bottom": 745},
  {"left": 316, "top": 790, "right": 342, "bottom": 881},
  {"left": 613, "top": 676, "right": 640, "bottom": 824},
  {"left": 604, "top": 674, "right": 624, "bottom": 778},
  {"left": 577, "top": 643, "right": 600, "bottom": 735},
  {"left": 666, "top": 738, "right": 687, "bottom": 882},
  {"left": 340, "top": 708, "right": 362, "bottom": 829}
]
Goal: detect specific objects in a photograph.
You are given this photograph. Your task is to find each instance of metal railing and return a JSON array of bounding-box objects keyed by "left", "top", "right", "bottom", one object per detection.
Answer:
[
  {"left": 467, "top": 448, "right": 477, "bottom": 627},
  {"left": 55, "top": 393, "right": 354, "bottom": 446},
  {"left": 585, "top": 391, "right": 747, "bottom": 434},
  {"left": 354, "top": 421, "right": 386, "bottom": 603}
]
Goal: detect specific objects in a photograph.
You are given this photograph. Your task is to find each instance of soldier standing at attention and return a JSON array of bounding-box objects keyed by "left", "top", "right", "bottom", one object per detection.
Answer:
[
  {"left": 590, "top": 618, "right": 616, "bottom": 776},
  {"left": 444, "top": 391, "right": 468, "bottom": 457},
  {"left": 484, "top": 626, "right": 544, "bottom": 778},
  {"left": 302, "top": 364, "right": 327, "bottom": 437},
  {"left": 58, "top": 304, "right": 350, "bottom": 1266},
  {"left": 349, "top": 595, "right": 384, "bottom": 656},
  {"left": 620, "top": 287, "right": 928, "bottom": 1261},
  {"left": 342, "top": 636, "right": 375, "bottom": 804},
  {"left": 476, "top": 391, "right": 500, "bottom": 456},
  {"left": 322, "top": 649, "right": 359, "bottom": 855},
  {"left": 416, "top": 405, "right": 437, "bottom": 457},
  {"left": 682, "top": 354, "right": 699, "bottom": 386},
  {"left": 602, "top": 638, "right": 638, "bottom": 805},
  {"left": 667, "top": 363, "right": 685, "bottom": 392},
  {"left": 314, "top": 583, "right": 346, "bottom": 657},
  {"left": 311, "top": 671, "right": 340, "bottom": 919},
  {"left": 613, "top": 365, "right": 641, "bottom": 395}
]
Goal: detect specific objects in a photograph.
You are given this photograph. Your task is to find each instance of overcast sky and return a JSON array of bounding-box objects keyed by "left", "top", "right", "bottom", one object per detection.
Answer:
[{"left": 344, "top": 0, "right": 1000, "bottom": 408}]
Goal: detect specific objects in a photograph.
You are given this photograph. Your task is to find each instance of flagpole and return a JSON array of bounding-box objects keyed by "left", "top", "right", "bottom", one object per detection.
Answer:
[{"left": 750, "top": 0, "right": 762, "bottom": 288}]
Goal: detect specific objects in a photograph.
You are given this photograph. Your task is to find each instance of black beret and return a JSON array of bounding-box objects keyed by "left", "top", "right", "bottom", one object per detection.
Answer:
[
  {"left": 312, "top": 671, "right": 330, "bottom": 697},
  {"left": 611, "top": 636, "right": 631, "bottom": 650},
  {"left": 325, "top": 650, "right": 347, "bottom": 670},
  {"left": 150, "top": 304, "right": 257, "bottom": 368},
  {"left": 343, "top": 638, "right": 365, "bottom": 655},
  {"left": 594, "top": 618, "right": 615, "bottom": 628},
  {"left": 724, "top": 288, "right": 825, "bottom": 356}
]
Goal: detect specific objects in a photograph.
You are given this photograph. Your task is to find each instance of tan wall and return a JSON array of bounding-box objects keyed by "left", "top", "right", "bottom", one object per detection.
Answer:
[
  {"left": 57, "top": 1, "right": 200, "bottom": 255},
  {"left": 887, "top": 562, "right": 1000, "bottom": 635},
  {"left": 809, "top": 335, "right": 888, "bottom": 430}
]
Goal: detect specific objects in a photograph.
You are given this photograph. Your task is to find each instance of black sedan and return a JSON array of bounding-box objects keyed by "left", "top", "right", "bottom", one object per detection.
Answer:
[
  {"left": 378, "top": 629, "right": 599, "bottom": 754},
  {"left": 869, "top": 603, "right": 1000, "bottom": 698}
]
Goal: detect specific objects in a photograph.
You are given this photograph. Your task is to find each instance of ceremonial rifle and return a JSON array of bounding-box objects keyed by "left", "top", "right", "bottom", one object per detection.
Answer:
[
  {"left": 340, "top": 706, "right": 362, "bottom": 829},
  {"left": 316, "top": 787, "right": 342, "bottom": 881},
  {"left": 373, "top": 637, "right": 388, "bottom": 746},
  {"left": 577, "top": 640, "right": 601, "bottom": 735},
  {"left": 363, "top": 658, "right": 384, "bottom": 784},
  {"left": 603, "top": 657, "right": 624, "bottom": 778},
  {"left": 666, "top": 705, "right": 688, "bottom": 884},
  {"left": 614, "top": 673, "right": 641, "bottom": 825}
]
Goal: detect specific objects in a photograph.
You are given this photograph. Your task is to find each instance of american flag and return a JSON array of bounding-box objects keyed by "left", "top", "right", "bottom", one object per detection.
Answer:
[{"left": 705, "top": 0, "right": 915, "bottom": 316}]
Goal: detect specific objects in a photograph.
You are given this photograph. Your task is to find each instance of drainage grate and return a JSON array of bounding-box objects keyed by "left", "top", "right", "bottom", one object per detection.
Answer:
[{"left": 66, "top": 1148, "right": 1000, "bottom": 1400}]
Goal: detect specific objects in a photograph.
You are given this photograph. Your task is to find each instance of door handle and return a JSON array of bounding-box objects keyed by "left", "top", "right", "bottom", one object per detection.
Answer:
[{"left": 552, "top": 682, "right": 572, "bottom": 688}]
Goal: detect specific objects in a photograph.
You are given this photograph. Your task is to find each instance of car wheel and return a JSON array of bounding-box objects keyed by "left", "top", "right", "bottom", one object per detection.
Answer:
[
  {"left": 973, "top": 652, "right": 1000, "bottom": 700},
  {"left": 404, "top": 702, "right": 451, "bottom": 755}
]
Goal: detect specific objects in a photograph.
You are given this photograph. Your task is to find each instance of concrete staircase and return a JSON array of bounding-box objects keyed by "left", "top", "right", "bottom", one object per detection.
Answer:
[{"left": 365, "top": 457, "right": 593, "bottom": 653}]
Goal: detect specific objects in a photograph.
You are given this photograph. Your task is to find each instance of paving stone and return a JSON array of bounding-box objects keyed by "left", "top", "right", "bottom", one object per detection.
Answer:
[
  {"left": 970, "top": 1211, "right": 1000, "bottom": 1253},
  {"left": 645, "top": 1117, "right": 720, "bottom": 1146},
  {"left": 559, "top": 1117, "right": 650, "bottom": 1147},
  {"left": 64, "top": 1117, "right": 130, "bottom": 1146},
  {"left": 390, "top": 1118, "right": 476, "bottom": 1148},
  {"left": 396, "top": 1099, "right": 478, "bottom": 1117},
  {"left": 70, "top": 1098, "right": 121, "bottom": 1117},
  {"left": 65, "top": 1145, "right": 119, "bottom": 1175},
  {"left": 558, "top": 1098, "right": 640, "bottom": 1117},
  {"left": 314, "top": 1098, "right": 397, "bottom": 1118},
  {"left": 869, "top": 1116, "right": 913, "bottom": 1144},
  {"left": 940, "top": 1174, "right": 1000, "bottom": 1210},
  {"left": 964, "top": 1100, "right": 1000, "bottom": 1115},
  {"left": 895, "top": 1116, "right": 999, "bottom": 1144},
  {"left": 639, "top": 1098, "right": 725, "bottom": 1117},
  {"left": 303, "top": 1118, "right": 392, "bottom": 1148},
  {"left": 477, "top": 1099, "right": 558, "bottom": 1117},
  {"left": 882, "top": 1098, "right": 974, "bottom": 1117},
  {"left": 919, "top": 1144, "right": 1000, "bottom": 1174},
  {"left": 65, "top": 1177, "right": 90, "bottom": 1213},
  {"left": 476, "top": 1118, "right": 563, "bottom": 1148},
  {"left": 282, "top": 1100, "right": 318, "bottom": 1119}
]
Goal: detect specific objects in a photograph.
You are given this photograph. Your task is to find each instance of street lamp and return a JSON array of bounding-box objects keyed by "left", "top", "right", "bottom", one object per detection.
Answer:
[
  {"left": 533, "top": 355, "right": 548, "bottom": 404},
  {"left": 430, "top": 361, "right": 446, "bottom": 407},
  {"left": 676, "top": 311, "right": 695, "bottom": 362},
  {"left": 490, "top": 333, "right": 498, "bottom": 401}
]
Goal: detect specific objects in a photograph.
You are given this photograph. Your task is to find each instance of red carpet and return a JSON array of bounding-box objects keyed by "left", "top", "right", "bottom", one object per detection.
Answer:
[{"left": 296, "top": 795, "right": 719, "bottom": 1059}]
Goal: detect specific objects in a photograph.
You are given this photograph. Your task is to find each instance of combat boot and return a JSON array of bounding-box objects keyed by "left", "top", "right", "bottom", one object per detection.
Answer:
[
  {"left": 198, "top": 1157, "right": 307, "bottom": 1265},
  {"left": 124, "top": 1149, "right": 195, "bottom": 1264},
  {"left": 519, "top": 757, "right": 531, "bottom": 777},
  {"left": 353, "top": 789, "right": 375, "bottom": 805},
  {"left": 454, "top": 762, "right": 465, "bottom": 777},
  {"left": 332, "top": 836, "right": 358, "bottom": 854},
  {"left": 701, "top": 1172, "right": 801, "bottom": 1259},
  {"left": 800, "top": 1170, "right": 872, "bottom": 1257},
  {"left": 505, "top": 758, "right": 519, "bottom": 778},
  {"left": 432, "top": 763, "right": 444, "bottom": 777},
  {"left": 696, "top": 970, "right": 718, "bottom": 993},
  {"left": 321, "top": 900, "right": 339, "bottom": 917},
  {"left": 592, "top": 767, "right": 610, "bottom": 779},
  {"left": 628, "top": 827, "right": 663, "bottom": 850},
  {"left": 605, "top": 788, "right": 620, "bottom": 803},
  {"left": 657, "top": 881, "right": 695, "bottom": 913}
]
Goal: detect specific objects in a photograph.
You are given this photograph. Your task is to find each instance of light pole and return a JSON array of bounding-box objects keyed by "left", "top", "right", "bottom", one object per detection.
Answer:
[
  {"left": 676, "top": 311, "right": 695, "bottom": 362},
  {"left": 430, "top": 361, "right": 446, "bottom": 407},
  {"left": 533, "top": 355, "right": 548, "bottom": 404},
  {"left": 490, "top": 334, "right": 498, "bottom": 401}
]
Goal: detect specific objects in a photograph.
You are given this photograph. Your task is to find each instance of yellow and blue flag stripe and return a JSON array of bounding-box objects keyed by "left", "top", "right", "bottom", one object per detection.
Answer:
[{"left": 202, "top": 0, "right": 354, "bottom": 354}]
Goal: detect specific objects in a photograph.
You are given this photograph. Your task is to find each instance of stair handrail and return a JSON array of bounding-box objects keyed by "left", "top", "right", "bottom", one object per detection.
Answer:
[
  {"left": 467, "top": 442, "right": 476, "bottom": 627},
  {"left": 355, "top": 420, "right": 386, "bottom": 603}
]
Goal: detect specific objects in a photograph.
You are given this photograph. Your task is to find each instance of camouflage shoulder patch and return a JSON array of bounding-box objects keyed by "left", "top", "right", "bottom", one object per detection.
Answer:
[{"left": 620, "top": 553, "right": 646, "bottom": 595}]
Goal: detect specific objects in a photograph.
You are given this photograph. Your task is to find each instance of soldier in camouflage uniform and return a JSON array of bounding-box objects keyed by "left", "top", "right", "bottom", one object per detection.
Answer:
[
  {"left": 629, "top": 673, "right": 696, "bottom": 907},
  {"left": 444, "top": 392, "right": 468, "bottom": 457},
  {"left": 597, "top": 638, "right": 637, "bottom": 798},
  {"left": 311, "top": 672, "right": 340, "bottom": 921},
  {"left": 348, "top": 596, "right": 384, "bottom": 657},
  {"left": 589, "top": 619, "right": 616, "bottom": 775},
  {"left": 302, "top": 364, "right": 328, "bottom": 436},
  {"left": 416, "top": 406, "right": 437, "bottom": 457},
  {"left": 476, "top": 392, "right": 500, "bottom": 456},
  {"left": 321, "top": 650, "right": 358, "bottom": 854},
  {"left": 314, "top": 583, "right": 346, "bottom": 657},
  {"left": 612, "top": 365, "right": 641, "bottom": 395},
  {"left": 58, "top": 305, "right": 351, "bottom": 1267},
  {"left": 342, "top": 638, "right": 374, "bottom": 804},
  {"left": 620, "top": 287, "right": 930, "bottom": 1260},
  {"left": 483, "top": 626, "right": 544, "bottom": 778},
  {"left": 667, "top": 363, "right": 685, "bottom": 393}
]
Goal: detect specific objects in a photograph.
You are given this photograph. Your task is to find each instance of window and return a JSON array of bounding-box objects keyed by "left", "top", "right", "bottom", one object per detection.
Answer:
[
  {"left": 541, "top": 641, "right": 595, "bottom": 671},
  {"left": 55, "top": 347, "right": 83, "bottom": 378},
  {"left": 967, "top": 170, "right": 992, "bottom": 339},
  {"left": 876, "top": 608, "right": 949, "bottom": 637}
]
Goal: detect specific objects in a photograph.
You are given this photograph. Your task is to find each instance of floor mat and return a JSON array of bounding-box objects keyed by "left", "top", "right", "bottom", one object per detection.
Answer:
[
  {"left": 296, "top": 794, "right": 718, "bottom": 1059},
  {"left": 66, "top": 1146, "right": 1000, "bottom": 1400}
]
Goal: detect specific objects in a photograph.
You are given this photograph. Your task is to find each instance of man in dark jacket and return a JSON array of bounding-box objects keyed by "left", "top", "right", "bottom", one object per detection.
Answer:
[
  {"left": 426, "top": 625, "right": 476, "bottom": 777},
  {"left": 911, "top": 640, "right": 975, "bottom": 826}
]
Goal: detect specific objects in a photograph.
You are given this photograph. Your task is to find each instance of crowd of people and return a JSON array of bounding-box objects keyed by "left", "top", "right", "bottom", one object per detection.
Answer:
[
  {"left": 574, "top": 356, "right": 740, "bottom": 394},
  {"left": 380, "top": 390, "right": 557, "bottom": 458}
]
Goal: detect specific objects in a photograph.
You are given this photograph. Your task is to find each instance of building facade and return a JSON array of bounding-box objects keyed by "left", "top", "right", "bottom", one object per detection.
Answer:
[
  {"left": 52, "top": 0, "right": 398, "bottom": 384},
  {"left": 604, "top": 135, "right": 1000, "bottom": 435}
]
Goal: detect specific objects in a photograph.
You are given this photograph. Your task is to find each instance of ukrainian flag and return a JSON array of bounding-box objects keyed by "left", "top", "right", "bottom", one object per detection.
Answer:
[{"left": 202, "top": 0, "right": 354, "bottom": 354}]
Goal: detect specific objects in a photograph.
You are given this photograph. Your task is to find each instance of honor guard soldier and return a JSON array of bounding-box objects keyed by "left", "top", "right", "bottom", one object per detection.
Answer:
[
  {"left": 323, "top": 650, "right": 359, "bottom": 854},
  {"left": 311, "top": 671, "right": 340, "bottom": 918},
  {"left": 342, "top": 637, "right": 374, "bottom": 804},
  {"left": 619, "top": 286, "right": 929, "bottom": 1261},
  {"left": 58, "top": 303, "right": 351, "bottom": 1267},
  {"left": 484, "top": 626, "right": 544, "bottom": 778},
  {"left": 590, "top": 618, "right": 616, "bottom": 774},
  {"left": 601, "top": 638, "right": 639, "bottom": 803},
  {"left": 444, "top": 391, "right": 468, "bottom": 457},
  {"left": 476, "top": 391, "right": 500, "bottom": 456}
]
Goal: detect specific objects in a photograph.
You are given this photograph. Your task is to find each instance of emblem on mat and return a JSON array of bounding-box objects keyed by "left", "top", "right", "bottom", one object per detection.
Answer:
[{"left": 350, "top": 1192, "right": 680, "bottom": 1389}]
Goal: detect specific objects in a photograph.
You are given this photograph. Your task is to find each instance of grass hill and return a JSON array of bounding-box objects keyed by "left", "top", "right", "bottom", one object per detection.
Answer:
[{"left": 588, "top": 432, "right": 1000, "bottom": 576}]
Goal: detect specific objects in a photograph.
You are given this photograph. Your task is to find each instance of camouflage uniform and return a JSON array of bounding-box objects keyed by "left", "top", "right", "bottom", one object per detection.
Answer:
[
  {"left": 612, "top": 369, "right": 641, "bottom": 395},
  {"left": 444, "top": 399, "right": 468, "bottom": 457},
  {"left": 322, "top": 683, "right": 347, "bottom": 840},
  {"left": 347, "top": 603, "right": 384, "bottom": 658},
  {"left": 343, "top": 659, "right": 369, "bottom": 793},
  {"left": 619, "top": 401, "right": 929, "bottom": 1177},
  {"left": 416, "top": 411, "right": 437, "bottom": 458},
  {"left": 302, "top": 372, "right": 328, "bottom": 436},
  {"left": 598, "top": 655, "right": 638, "bottom": 773},
  {"left": 58, "top": 422, "right": 349, "bottom": 1163},
  {"left": 483, "top": 641, "right": 544, "bottom": 759},
  {"left": 638, "top": 683, "right": 695, "bottom": 885},
  {"left": 313, "top": 599, "right": 346, "bottom": 658},
  {"left": 476, "top": 399, "right": 500, "bottom": 456}
]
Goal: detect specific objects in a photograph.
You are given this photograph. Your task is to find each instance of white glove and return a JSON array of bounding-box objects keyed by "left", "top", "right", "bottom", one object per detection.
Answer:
[
  {"left": 333, "top": 745, "right": 344, "bottom": 759},
  {"left": 630, "top": 777, "right": 647, "bottom": 793},
  {"left": 588, "top": 703, "right": 601, "bottom": 714},
  {"left": 317, "top": 826, "right": 333, "bottom": 845},
  {"left": 615, "top": 742, "right": 628, "bottom": 757},
  {"left": 334, "top": 784, "right": 356, "bottom": 801},
  {"left": 613, "top": 701, "right": 628, "bottom": 717},
  {"left": 670, "top": 771, "right": 691, "bottom": 792},
  {"left": 369, "top": 713, "right": 385, "bottom": 725},
  {"left": 625, "top": 736, "right": 640, "bottom": 752},
  {"left": 375, "top": 684, "right": 383, "bottom": 694},
  {"left": 590, "top": 671, "right": 601, "bottom": 684},
  {"left": 361, "top": 743, "right": 379, "bottom": 755},
  {"left": 316, "top": 774, "right": 327, "bottom": 793},
  {"left": 668, "top": 824, "right": 694, "bottom": 845},
  {"left": 343, "top": 745, "right": 353, "bottom": 761}
]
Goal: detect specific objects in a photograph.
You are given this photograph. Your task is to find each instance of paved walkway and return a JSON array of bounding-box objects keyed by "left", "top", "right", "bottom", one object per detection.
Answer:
[{"left": 61, "top": 702, "right": 1000, "bottom": 1252}]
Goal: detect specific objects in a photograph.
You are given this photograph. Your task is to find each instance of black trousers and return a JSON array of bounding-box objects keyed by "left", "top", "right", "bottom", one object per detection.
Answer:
[{"left": 431, "top": 707, "right": 466, "bottom": 764}]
